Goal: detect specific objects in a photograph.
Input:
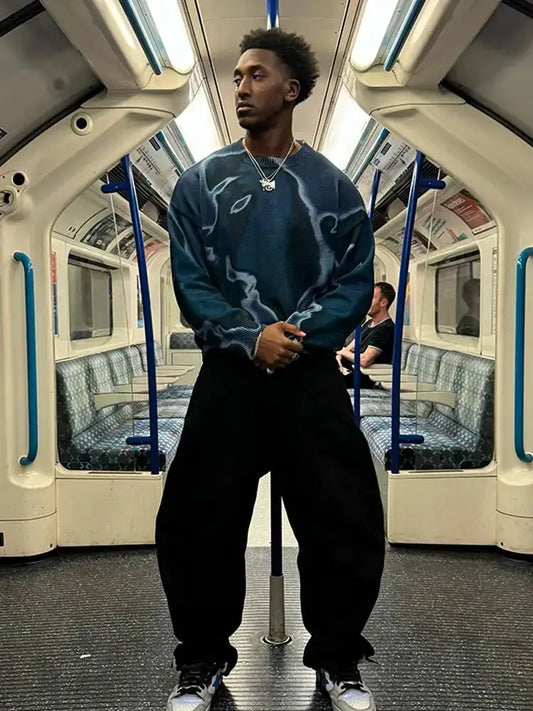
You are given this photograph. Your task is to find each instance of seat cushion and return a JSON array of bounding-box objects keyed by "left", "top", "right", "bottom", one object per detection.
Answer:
[
  {"left": 361, "top": 415, "right": 481, "bottom": 470},
  {"left": 62, "top": 416, "right": 184, "bottom": 472},
  {"left": 159, "top": 384, "right": 195, "bottom": 400},
  {"left": 169, "top": 332, "right": 198, "bottom": 349}
]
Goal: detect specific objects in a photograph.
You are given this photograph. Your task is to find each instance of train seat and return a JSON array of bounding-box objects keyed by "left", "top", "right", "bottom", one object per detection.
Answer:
[
  {"left": 169, "top": 331, "right": 198, "bottom": 349},
  {"left": 360, "top": 351, "right": 494, "bottom": 470},
  {"left": 56, "top": 348, "right": 186, "bottom": 472},
  {"left": 359, "top": 344, "right": 444, "bottom": 417}
]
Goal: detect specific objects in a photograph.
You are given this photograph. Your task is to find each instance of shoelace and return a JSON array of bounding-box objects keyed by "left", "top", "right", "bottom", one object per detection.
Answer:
[
  {"left": 329, "top": 664, "right": 365, "bottom": 693},
  {"left": 176, "top": 662, "right": 218, "bottom": 696}
]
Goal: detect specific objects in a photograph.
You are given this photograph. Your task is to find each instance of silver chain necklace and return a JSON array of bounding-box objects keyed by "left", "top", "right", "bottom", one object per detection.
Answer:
[{"left": 243, "top": 138, "right": 296, "bottom": 191}]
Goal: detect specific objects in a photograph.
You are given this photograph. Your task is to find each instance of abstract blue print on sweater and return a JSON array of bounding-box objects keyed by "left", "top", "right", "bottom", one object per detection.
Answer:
[{"left": 168, "top": 140, "right": 375, "bottom": 358}]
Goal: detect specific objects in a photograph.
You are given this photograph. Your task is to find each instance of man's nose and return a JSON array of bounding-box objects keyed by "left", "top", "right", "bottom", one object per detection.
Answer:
[{"left": 237, "top": 77, "right": 251, "bottom": 98}]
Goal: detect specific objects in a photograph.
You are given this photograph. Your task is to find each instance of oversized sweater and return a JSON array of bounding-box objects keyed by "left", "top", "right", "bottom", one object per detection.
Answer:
[{"left": 168, "top": 139, "right": 375, "bottom": 358}]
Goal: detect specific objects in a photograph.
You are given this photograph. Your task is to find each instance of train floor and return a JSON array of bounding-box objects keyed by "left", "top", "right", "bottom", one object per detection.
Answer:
[{"left": 1, "top": 531, "right": 532, "bottom": 710}]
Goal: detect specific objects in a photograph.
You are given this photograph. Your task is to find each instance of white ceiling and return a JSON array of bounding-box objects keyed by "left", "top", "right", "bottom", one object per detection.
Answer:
[{"left": 189, "top": 0, "right": 358, "bottom": 146}]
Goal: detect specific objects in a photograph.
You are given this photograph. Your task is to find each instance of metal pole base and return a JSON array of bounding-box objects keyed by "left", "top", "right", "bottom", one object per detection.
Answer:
[{"left": 262, "top": 574, "right": 292, "bottom": 646}]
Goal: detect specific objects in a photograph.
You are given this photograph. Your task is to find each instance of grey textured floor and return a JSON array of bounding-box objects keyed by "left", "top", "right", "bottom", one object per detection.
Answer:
[{"left": 0, "top": 545, "right": 531, "bottom": 711}]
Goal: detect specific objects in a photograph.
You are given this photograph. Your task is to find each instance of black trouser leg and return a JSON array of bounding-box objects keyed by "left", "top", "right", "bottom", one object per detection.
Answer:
[
  {"left": 272, "top": 352, "right": 385, "bottom": 669},
  {"left": 155, "top": 353, "right": 269, "bottom": 671}
]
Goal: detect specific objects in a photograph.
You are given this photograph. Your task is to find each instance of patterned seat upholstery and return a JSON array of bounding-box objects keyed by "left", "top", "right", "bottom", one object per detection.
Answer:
[
  {"left": 360, "top": 351, "right": 494, "bottom": 471},
  {"left": 56, "top": 346, "right": 186, "bottom": 472},
  {"left": 357, "top": 344, "right": 445, "bottom": 417},
  {"left": 360, "top": 399, "right": 418, "bottom": 418},
  {"left": 169, "top": 332, "right": 198, "bottom": 349},
  {"left": 136, "top": 341, "right": 164, "bottom": 370},
  {"left": 159, "top": 384, "right": 195, "bottom": 400}
]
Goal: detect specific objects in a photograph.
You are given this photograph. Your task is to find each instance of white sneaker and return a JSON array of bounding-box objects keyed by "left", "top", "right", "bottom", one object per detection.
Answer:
[
  {"left": 166, "top": 662, "right": 227, "bottom": 711},
  {"left": 317, "top": 665, "right": 376, "bottom": 711}
]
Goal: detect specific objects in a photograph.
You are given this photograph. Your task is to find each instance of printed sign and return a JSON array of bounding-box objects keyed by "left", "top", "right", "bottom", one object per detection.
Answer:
[
  {"left": 80, "top": 213, "right": 130, "bottom": 250},
  {"left": 441, "top": 190, "right": 495, "bottom": 235},
  {"left": 51, "top": 252, "right": 58, "bottom": 335},
  {"left": 371, "top": 134, "right": 416, "bottom": 181}
]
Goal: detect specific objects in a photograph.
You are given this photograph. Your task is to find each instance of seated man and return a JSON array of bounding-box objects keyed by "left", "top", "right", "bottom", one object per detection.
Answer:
[
  {"left": 456, "top": 277, "right": 480, "bottom": 337},
  {"left": 337, "top": 281, "right": 396, "bottom": 389}
]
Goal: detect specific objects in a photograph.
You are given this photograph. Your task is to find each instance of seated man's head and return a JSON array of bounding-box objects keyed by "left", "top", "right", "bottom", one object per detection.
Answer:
[
  {"left": 368, "top": 282, "right": 395, "bottom": 319},
  {"left": 462, "top": 278, "right": 480, "bottom": 313}
]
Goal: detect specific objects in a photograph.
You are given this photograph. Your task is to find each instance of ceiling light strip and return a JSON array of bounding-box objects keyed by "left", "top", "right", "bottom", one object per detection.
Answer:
[
  {"left": 383, "top": 0, "right": 426, "bottom": 71},
  {"left": 118, "top": 0, "right": 163, "bottom": 75}
]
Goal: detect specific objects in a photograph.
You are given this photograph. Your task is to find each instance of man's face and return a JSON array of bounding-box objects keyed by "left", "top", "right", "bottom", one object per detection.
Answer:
[
  {"left": 233, "top": 49, "right": 299, "bottom": 130},
  {"left": 368, "top": 287, "right": 386, "bottom": 317}
]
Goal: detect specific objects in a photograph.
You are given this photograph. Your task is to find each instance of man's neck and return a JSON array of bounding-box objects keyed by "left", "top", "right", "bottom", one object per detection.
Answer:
[
  {"left": 244, "top": 123, "right": 297, "bottom": 158},
  {"left": 371, "top": 312, "right": 390, "bottom": 326}
]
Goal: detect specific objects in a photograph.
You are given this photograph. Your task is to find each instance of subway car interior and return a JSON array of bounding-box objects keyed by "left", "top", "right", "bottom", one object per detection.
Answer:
[{"left": 0, "top": 1, "right": 532, "bottom": 710}]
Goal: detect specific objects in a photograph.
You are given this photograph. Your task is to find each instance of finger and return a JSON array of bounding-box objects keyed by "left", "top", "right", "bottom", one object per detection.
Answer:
[
  {"left": 279, "top": 322, "right": 306, "bottom": 338},
  {"left": 283, "top": 339, "right": 304, "bottom": 353}
]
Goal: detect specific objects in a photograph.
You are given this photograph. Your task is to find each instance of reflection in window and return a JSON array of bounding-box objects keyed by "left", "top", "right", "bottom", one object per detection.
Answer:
[
  {"left": 436, "top": 253, "right": 480, "bottom": 337},
  {"left": 68, "top": 256, "right": 113, "bottom": 340}
]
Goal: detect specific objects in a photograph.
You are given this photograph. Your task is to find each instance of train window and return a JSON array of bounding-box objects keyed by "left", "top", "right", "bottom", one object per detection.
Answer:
[
  {"left": 68, "top": 256, "right": 113, "bottom": 340},
  {"left": 435, "top": 253, "right": 480, "bottom": 337}
]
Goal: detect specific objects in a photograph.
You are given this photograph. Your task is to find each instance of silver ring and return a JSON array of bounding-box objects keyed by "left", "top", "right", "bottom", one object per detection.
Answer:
[
  {"left": 290, "top": 352, "right": 299, "bottom": 363},
  {"left": 266, "top": 368, "right": 274, "bottom": 375}
]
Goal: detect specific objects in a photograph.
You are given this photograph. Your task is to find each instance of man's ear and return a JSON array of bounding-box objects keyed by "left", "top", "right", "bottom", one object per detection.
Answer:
[{"left": 285, "top": 79, "right": 300, "bottom": 104}]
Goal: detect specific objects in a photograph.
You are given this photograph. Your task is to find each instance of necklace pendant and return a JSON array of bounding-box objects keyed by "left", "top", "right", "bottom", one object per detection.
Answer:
[{"left": 260, "top": 178, "right": 276, "bottom": 192}]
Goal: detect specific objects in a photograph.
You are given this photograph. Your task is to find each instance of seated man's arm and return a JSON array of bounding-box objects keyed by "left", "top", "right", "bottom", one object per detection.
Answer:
[{"left": 360, "top": 346, "right": 382, "bottom": 368}]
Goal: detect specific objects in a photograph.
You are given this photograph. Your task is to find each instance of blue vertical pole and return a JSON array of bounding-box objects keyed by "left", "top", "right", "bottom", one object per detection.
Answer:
[
  {"left": 353, "top": 168, "right": 381, "bottom": 425},
  {"left": 265, "top": 0, "right": 290, "bottom": 647},
  {"left": 390, "top": 152, "right": 445, "bottom": 472},
  {"left": 266, "top": 0, "right": 279, "bottom": 28},
  {"left": 102, "top": 156, "right": 160, "bottom": 475}
]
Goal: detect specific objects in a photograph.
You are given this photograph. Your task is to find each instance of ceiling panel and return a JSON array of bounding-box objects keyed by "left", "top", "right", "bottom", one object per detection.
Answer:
[
  {"left": 0, "top": 0, "right": 33, "bottom": 23},
  {"left": 195, "top": 0, "right": 352, "bottom": 145}
]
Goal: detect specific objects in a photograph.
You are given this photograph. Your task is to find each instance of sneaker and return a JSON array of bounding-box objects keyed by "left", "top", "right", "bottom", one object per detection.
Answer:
[
  {"left": 166, "top": 661, "right": 227, "bottom": 711},
  {"left": 317, "top": 664, "right": 376, "bottom": 711}
]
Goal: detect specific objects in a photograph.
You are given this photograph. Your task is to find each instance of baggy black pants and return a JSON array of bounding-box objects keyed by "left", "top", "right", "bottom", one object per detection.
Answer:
[{"left": 156, "top": 348, "right": 385, "bottom": 672}]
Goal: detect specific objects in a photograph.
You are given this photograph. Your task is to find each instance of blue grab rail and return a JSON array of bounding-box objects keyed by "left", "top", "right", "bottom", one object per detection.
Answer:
[
  {"left": 353, "top": 168, "right": 382, "bottom": 424},
  {"left": 266, "top": 0, "right": 279, "bottom": 29},
  {"left": 13, "top": 252, "right": 38, "bottom": 466},
  {"left": 156, "top": 131, "right": 185, "bottom": 174},
  {"left": 102, "top": 156, "right": 160, "bottom": 475},
  {"left": 384, "top": 0, "right": 426, "bottom": 72},
  {"left": 119, "top": 0, "right": 163, "bottom": 75},
  {"left": 390, "top": 152, "right": 445, "bottom": 473},
  {"left": 514, "top": 247, "right": 533, "bottom": 463},
  {"left": 352, "top": 128, "right": 390, "bottom": 185}
]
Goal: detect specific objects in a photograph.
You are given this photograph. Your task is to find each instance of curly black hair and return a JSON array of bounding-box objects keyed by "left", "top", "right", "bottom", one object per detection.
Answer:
[{"left": 239, "top": 28, "right": 319, "bottom": 105}]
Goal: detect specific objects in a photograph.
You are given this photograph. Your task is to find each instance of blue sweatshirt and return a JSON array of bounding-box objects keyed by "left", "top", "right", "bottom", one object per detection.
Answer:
[{"left": 168, "top": 140, "right": 374, "bottom": 358}]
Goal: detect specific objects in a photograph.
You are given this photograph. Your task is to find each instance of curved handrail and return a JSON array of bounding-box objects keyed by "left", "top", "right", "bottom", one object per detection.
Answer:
[
  {"left": 118, "top": 0, "right": 163, "bottom": 76},
  {"left": 390, "top": 153, "right": 445, "bottom": 472},
  {"left": 384, "top": 0, "right": 426, "bottom": 72},
  {"left": 102, "top": 156, "right": 160, "bottom": 475},
  {"left": 13, "top": 252, "right": 38, "bottom": 466},
  {"left": 514, "top": 247, "right": 533, "bottom": 462}
]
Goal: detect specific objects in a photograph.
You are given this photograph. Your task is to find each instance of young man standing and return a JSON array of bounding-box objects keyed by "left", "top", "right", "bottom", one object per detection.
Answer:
[
  {"left": 337, "top": 282, "right": 396, "bottom": 388},
  {"left": 156, "top": 29, "right": 384, "bottom": 711}
]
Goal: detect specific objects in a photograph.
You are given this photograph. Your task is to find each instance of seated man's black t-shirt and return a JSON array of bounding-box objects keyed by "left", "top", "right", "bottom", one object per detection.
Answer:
[
  {"left": 360, "top": 318, "right": 395, "bottom": 363},
  {"left": 343, "top": 318, "right": 395, "bottom": 389}
]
